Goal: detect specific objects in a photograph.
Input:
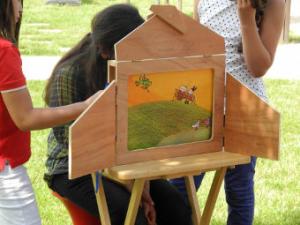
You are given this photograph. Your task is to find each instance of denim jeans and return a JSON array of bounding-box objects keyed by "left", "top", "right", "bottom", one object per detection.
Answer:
[{"left": 170, "top": 156, "right": 257, "bottom": 225}]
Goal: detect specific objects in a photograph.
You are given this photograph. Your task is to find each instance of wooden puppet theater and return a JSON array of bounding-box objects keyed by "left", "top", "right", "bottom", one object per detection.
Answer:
[{"left": 68, "top": 5, "right": 280, "bottom": 225}]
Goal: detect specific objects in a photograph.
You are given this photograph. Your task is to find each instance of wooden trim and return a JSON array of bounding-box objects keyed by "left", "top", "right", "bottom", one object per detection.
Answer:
[
  {"left": 108, "top": 60, "right": 117, "bottom": 83},
  {"left": 115, "top": 56, "right": 225, "bottom": 166}
]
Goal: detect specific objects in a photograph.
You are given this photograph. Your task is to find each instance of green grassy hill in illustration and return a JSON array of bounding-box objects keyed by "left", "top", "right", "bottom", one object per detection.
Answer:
[{"left": 128, "top": 101, "right": 211, "bottom": 151}]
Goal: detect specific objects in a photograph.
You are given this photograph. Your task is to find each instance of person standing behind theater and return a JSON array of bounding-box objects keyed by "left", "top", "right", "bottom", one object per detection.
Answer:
[
  {"left": 0, "top": 0, "right": 99, "bottom": 224},
  {"left": 170, "top": 0, "right": 285, "bottom": 225}
]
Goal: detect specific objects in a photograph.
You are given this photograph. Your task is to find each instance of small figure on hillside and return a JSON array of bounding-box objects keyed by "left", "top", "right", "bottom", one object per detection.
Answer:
[{"left": 192, "top": 117, "right": 211, "bottom": 130}]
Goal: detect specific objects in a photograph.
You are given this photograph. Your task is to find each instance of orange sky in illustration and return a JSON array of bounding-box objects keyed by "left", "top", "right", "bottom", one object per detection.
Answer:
[{"left": 128, "top": 69, "right": 214, "bottom": 112}]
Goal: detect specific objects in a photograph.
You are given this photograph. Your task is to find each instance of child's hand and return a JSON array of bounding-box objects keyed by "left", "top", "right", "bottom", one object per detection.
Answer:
[
  {"left": 142, "top": 201, "right": 156, "bottom": 225},
  {"left": 141, "top": 181, "right": 156, "bottom": 225},
  {"left": 237, "top": 0, "right": 256, "bottom": 27}
]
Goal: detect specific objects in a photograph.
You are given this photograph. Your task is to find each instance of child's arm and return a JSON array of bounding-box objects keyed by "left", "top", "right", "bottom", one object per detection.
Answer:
[
  {"left": 238, "top": 0, "right": 285, "bottom": 77},
  {"left": 2, "top": 88, "right": 100, "bottom": 131}
]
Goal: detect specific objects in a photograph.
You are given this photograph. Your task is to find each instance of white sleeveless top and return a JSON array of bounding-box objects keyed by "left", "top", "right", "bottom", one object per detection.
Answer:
[{"left": 198, "top": 0, "right": 267, "bottom": 100}]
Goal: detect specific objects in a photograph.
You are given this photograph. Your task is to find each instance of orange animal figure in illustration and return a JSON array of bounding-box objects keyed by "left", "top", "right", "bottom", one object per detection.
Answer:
[{"left": 173, "top": 85, "right": 197, "bottom": 104}]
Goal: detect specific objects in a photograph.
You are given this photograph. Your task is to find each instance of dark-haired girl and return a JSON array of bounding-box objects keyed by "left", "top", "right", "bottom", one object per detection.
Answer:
[
  {"left": 171, "top": 0, "right": 285, "bottom": 224},
  {"left": 44, "top": 4, "right": 192, "bottom": 225}
]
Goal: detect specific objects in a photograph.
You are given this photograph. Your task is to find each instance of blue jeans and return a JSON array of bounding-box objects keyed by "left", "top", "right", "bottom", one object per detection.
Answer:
[{"left": 170, "top": 156, "right": 257, "bottom": 225}]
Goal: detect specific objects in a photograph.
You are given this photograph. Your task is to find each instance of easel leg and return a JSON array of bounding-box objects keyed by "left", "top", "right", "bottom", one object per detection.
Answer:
[
  {"left": 200, "top": 167, "right": 227, "bottom": 225},
  {"left": 92, "top": 173, "right": 111, "bottom": 225},
  {"left": 185, "top": 175, "right": 201, "bottom": 225},
  {"left": 124, "top": 178, "right": 146, "bottom": 225}
]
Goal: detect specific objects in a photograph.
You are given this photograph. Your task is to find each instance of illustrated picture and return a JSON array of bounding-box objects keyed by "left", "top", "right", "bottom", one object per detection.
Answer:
[{"left": 128, "top": 69, "right": 214, "bottom": 151}]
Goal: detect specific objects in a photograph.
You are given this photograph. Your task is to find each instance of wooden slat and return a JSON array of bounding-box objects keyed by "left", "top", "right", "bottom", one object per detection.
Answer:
[
  {"left": 107, "top": 152, "right": 250, "bottom": 180},
  {"left": 115, "top": 5, "right": 224, "bottom": 61},
  {"left": 224, "top": 74, "right": 280, "bottom": 160},
  {"left": 69, "top": 81, "right": 116, "bottom": 179},
  {"left": 124, "top": 179, "right": 146, "bottom": 225},
  {"left": 200, "top": 167, "right": 227, "bottom": 225},
  {"left": 92, "top": 173, "right": 111, "bottom": 225},
  {"left": 185, "top": 175, "right": 201, "bottom": 225}
]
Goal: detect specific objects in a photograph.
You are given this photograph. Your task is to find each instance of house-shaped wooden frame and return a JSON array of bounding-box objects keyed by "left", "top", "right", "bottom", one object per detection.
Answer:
[{"left": 69, "top": 5, "right": 280, "bottom": 179}]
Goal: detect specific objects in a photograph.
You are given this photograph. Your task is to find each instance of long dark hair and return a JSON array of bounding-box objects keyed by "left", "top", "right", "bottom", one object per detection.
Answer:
[
  {"left": 44, "top": 4, "right": 144, "bottom": 105},
  {"left": 251, "top": 0, "right": 268, "bottom": 29},
  {"left": 0, "top": 0, "right": 23, "bottom": 45}
]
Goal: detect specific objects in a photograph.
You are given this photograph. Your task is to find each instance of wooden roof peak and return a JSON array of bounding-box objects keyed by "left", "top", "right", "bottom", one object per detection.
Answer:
[{"left": 115, "top": 5, "right": 225, "bottom": 61}]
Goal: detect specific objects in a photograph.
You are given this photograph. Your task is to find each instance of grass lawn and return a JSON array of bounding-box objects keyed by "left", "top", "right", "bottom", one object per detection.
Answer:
[
  {"left": 20, "top": 0, "right": 194, "bottom": 55},
  {"left": 27, "top": 79, "right": 300, "bottom": 225},
  {"left": 19, "top": 0, "right": 300, "bottom": 55}
]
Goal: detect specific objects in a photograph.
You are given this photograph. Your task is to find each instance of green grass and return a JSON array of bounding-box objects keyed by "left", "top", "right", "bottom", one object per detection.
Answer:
[
  {"left": 19, "top": 0, "right": 300, "bottom": 55},
  {"left": 20, "top": 0, "right": 194, "bottom": 55},
  {"left": 289, "top": 31, "right": 300, "bottom": 43},
  {"left": 27, "top": 79, "right": 300, "bottom": 225},
  {"left": 128, "top": 101, "right": 211, "bottom": 150}
]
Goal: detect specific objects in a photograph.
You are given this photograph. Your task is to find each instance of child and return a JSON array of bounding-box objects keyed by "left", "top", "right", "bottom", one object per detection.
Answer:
[
  {"left": 171, "top": 0, "right": 285, "bottom": 224},
  {"left": 44, "top": 4, "right": 193, "bottom": 225},
  {"left": 0, "top": 0, "right": 99, "bottom": 224}
]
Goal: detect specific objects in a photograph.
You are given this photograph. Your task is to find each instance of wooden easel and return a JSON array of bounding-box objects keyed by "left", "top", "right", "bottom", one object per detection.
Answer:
[
  {"left": 93, "top": 152, "right": 250, "bottom": 225},
  {"left": 69, "top": 5, "right": 280, "bottom": 225}
]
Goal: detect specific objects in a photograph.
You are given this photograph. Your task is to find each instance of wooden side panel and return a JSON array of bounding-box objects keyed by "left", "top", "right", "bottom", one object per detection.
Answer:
[
  {"left": 116, "top": 56, "right": 225, "bottom": 166},
  {"left": 115, "top": 6, "right": 224, "bottom": 61},
  {"left": 69, "top": 81, "right": 116, "bottom": 179},
  {"left": 224, "top": 74, "right": 280, "bottom": 160}
]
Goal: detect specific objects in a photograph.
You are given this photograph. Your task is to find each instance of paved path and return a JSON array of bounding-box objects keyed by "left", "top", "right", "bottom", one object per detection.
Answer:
[{"left": 22, "top": 43, "right": 300, "bottom": 81}]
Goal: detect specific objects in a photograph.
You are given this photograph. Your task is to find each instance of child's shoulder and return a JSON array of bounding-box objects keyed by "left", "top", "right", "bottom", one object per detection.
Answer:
[
  {"left": 0, "top": 39, "right": 20, "bottom": 60},
  {"left": 0, "top": 38, "right": 14, "bottom": 50}
]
